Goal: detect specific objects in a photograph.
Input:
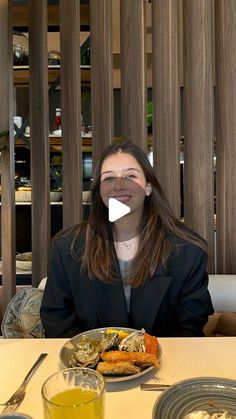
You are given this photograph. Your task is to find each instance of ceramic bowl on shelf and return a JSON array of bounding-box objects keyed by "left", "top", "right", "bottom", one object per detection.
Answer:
[
  {"left": 51, "top": 129, "right": 62, "bottom": 137},
  {"left": 16, "top": 252, "right": 32, "bottom": 271},
  {"left": 48, "top": 49, "right": 60, "bottom": 65},
  {"left": 13, "top": 31, "right": 29, "bottom": 66},
  {"left": 15, "top": 190, "right": 31, "bottom": 202},
  {"left": 50, "top": 191, "right": 62, "bottom": 202},
  {"left": 82, "top": 191, "right": 91, "bottom": 203}
]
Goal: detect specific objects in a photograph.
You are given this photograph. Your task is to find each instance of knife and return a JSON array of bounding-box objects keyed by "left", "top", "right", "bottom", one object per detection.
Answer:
[{"left": 140, "top": 383, "right": 171, "bottom": 391}]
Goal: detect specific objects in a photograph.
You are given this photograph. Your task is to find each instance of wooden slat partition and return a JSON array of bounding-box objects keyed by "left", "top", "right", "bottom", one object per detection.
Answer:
[
  {"left": 215, "top": 0, "right": 236, "bottom": 272},
  {"left": 29, "top": 0, "right": 50, "bottom": 286},
  {"left": 90, "top": 0, "right": 113, "bottom": 162},
  {"left": 120, "top": 0, "right": 147, "bottom": 151},
  {"left": 2, "top": 0, "right": 236, "bottom": 324},
  {"left": 183, "top": 0, "right": 215, "bottom": 271},
  {"left": 0, "top": 0, "right": 16, "bottom": 312},
  {"left": 60, "top": 0, "right": 83, "bottom": 227},
  {"left": 152, "top": 0, "right": 180, "bottom": 217}
]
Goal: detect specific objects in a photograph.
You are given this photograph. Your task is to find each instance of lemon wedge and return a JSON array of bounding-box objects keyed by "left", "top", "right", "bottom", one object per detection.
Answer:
[{"left": 106, "top": 329, "right": 129, "bottom": 339}]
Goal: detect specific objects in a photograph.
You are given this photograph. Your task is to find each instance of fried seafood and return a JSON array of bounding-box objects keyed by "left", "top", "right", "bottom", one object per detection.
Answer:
[
  {"left": 144, "top": 333, "right": 159, "bottom": 355},
  {"left": 100, "top": 350, "right": 160, "bottom": 368},
  {"left": 97, "top": 361, "right": 141, "bottom": 376}
]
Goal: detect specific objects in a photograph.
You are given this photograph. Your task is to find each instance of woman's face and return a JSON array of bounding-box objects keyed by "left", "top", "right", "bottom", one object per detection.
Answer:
[{"left": 100, "top": 152, "right": 152, "bottom": 215}]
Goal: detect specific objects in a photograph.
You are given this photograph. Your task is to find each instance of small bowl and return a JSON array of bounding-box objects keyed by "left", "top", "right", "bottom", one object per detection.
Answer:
[
  {"left": 16, "top": 252, "right": 32, "bottom": 271},
  {"left": 50, "top": 191, "right": 62, "bottom": 202},
  {"left": 51, "top": 129, "right": 62, "bottom": 137},
  {"left": 83, "top": 191, "right": 91, "bottom": 203},
  {"left": 15, "top": 190, "right": 31, "bottom": 202}
]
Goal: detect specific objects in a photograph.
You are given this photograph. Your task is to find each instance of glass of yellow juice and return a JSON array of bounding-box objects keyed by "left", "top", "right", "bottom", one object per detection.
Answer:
[{"left": 41, "top": 367, "right": 105, "bottom": 419}]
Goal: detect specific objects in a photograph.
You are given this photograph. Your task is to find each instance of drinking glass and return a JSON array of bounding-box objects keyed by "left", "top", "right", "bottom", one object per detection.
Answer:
[{"left": 41, "top": 367, "right": 105, "bottom": 419}]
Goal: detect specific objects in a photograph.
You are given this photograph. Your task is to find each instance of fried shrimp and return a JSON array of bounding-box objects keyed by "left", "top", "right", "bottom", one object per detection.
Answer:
[
  {"left": 100, "top": 350, "right": 160, "bottom": 368},
  {"left": 96, "top": 361, "right": 141, "bottom": 375}
]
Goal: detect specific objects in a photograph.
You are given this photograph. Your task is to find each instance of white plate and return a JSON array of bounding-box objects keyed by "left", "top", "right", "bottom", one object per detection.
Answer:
[{"left": 59, "top": 327, "right": 161, "bottom": 383}]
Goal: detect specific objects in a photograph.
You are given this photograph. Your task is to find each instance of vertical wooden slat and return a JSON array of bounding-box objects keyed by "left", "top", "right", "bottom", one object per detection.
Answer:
[
  {"left": 0, "top": 0, "right": 16, "bottom": 312},
  {"left": 120, "top": 0, "right": 147, "bottom": 151},
  {"left": 215, "top": 0, "right": 236, "bottom": 272},
  {"left": 60, "top": 0, "right": 83, "bottom": 227},
  {"left": 29, "top": 0, "right": 50, "bottom": 286},
  {"left": 183, "top": 0, "right": 214, "bottom": 271},
  {"left": 152, "top": 0, "right": 180, "bottom": 217},
  {"left": 178, "top": 0, "right": 184, "bottom": 88},
  {"left": 90, "top": 0, "right": 113, "bottom": 163}
]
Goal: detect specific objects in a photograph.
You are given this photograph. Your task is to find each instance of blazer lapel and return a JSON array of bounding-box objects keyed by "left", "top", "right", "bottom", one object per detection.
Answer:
[{"left": 129, "top": 274, "right": 172, "bottom": 332}]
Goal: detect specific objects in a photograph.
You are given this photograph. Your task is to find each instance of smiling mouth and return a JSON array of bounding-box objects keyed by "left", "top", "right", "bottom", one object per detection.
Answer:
[{"left": 111, "top": 195, "right": 131, "bottom": 203}]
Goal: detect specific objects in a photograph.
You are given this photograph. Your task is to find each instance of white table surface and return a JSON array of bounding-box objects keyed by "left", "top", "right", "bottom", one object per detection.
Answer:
[{"left": 0, "top": 337, "right": 236, "bottom": 419}]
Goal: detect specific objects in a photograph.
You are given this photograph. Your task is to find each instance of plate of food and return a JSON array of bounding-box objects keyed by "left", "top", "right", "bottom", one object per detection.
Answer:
[
  {"left": 152, "top": 377, "right": 236, "bottom": 419},
  {"left": 59, "top": 327, "right": 161, "bottom": 383}
]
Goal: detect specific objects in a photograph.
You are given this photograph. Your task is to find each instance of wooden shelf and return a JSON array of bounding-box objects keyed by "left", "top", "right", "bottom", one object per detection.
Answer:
[
  {"left": 13, "top": 65, "right": 91, "bottom": 87},
  {"left": 13, "top": 4, "right": 90, "bottom": 28},
  {"left": 15, "top": 136, "right": 154, "bottom": 152},
  {"left": 15, "top": 136, "right": 92, "bottom": 153}
]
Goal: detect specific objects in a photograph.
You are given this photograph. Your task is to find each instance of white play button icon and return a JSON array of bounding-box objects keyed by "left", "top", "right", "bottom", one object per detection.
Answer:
[{"left": 108, "top": 198, "right": 131, "bottom": 222}]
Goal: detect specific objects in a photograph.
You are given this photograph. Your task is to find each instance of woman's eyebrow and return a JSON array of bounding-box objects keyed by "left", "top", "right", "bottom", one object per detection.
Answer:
[
  {"left": 101, "top": 170, "right": 114, "bottom": 176},
  {"left": 101, "top": 167, "right": 141, "bottom": 176},
  {"left": 124, "top": 167, "right": 141, "bottom": 173}
]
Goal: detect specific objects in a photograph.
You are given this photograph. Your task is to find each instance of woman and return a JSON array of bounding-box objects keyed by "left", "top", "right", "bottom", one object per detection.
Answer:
[{"left": 40, "top": 141, "right": 214, "bottom": 338}]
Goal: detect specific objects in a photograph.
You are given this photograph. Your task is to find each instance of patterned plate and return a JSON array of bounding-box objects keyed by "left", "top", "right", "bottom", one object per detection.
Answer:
[
  {"left": 153, "top": 377, "right": 236, "bottom": 419},
  {"left": 59, "top": 327, "right": 161, "bottom": 383}
]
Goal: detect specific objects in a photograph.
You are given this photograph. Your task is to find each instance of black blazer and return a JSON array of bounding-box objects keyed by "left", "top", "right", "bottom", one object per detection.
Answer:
[{"left": 40, "top": 230, "right": 214, "bottom": 338}]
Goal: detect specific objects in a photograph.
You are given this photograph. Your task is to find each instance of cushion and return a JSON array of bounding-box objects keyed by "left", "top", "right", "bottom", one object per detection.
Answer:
[
  {"left": 203, "top": 313, "right": 221, "bottom": 336},
  {"left": 1, "top": 288, "right": 45, "bottom": 338},
  {"left": 214, "top": 312, "right": 236, "bottom": 336}
]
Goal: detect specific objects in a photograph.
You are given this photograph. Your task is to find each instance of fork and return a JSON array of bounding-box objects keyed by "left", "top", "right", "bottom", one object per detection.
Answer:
[{"left": 2, "top": 353, "right": 47, "bottom": 413}]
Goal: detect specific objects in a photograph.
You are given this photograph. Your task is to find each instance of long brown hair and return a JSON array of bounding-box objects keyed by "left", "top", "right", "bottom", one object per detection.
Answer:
[{"left": 71, "top": 141, "right": 208, "bottom": 286}]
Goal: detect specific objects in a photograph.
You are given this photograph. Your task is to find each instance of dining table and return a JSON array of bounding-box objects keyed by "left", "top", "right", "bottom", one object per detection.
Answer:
[{"left": 0, "top": 336, "right": 236, "bottom": 418}]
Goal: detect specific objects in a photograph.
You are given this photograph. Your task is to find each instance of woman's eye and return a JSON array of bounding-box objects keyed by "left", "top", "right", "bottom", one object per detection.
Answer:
[
  {"left": 125, "top": 174, "right": 136, "bottom": 180},
  {"left": 102, "top": 176, "right": 115, "bottom": 183}
]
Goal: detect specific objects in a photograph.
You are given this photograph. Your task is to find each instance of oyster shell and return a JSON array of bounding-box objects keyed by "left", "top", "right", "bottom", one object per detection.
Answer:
[
  {"left": 119, "top": 328, "right": 146, "bottom": 352},
  {"left": 69, "top": 335, "right": 100, "bottom": 368},
  {"left": 98, "top": 333, "right": 120, "bottom": 352}
]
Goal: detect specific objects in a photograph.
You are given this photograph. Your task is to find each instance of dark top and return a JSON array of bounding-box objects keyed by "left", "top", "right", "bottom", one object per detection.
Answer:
[{"left": 40, "top": 229, "right": 214, "bottom": 338}]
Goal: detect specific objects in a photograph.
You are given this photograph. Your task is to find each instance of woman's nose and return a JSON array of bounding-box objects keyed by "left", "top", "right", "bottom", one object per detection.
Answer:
[{"left": 114, "top": 176, "right": 126, "bottom": 190}]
